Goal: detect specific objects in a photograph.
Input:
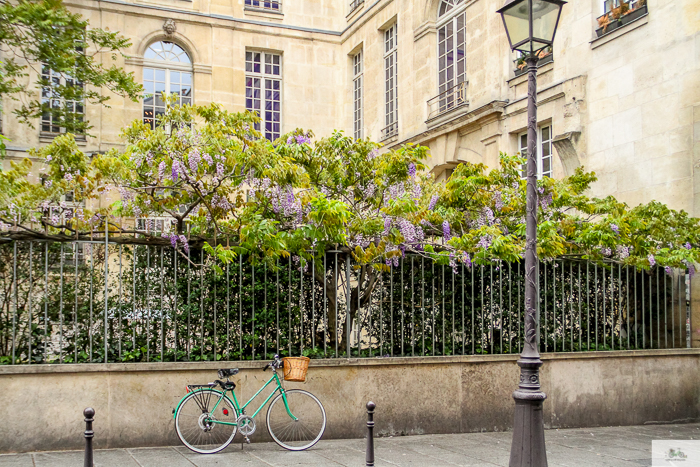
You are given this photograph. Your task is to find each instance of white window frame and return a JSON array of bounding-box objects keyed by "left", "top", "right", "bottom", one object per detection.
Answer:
[
  {"left": 601, "top": 0, "right": 638, "bottom": 15},
  {"left": 246, "top": 51, "right": 282, "bottom": 141},
  {"left": 245, "top": 0, "right": 282, "bottom": 12},
  {"left": 382, "top": 23, "right": 398, "bottom": 140},
  {"left": 519, "top": 125, "right": 553, "bottom": 179},
  {"left": 142, "top": 41, "right": 193, "bottom": 130},
  {"left": 436, "top": 3, "right": 467, "bottom": 113},
  {"left": 41, "top": 65, "right": 84, "bottom": 135},
  {"left": 352, "top": 50, "right": 363, "bottom": 140}
]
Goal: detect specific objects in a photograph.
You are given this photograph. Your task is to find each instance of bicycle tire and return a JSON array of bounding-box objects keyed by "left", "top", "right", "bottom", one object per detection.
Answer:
[
  {"left": 266, "top": 389, "right": 326, "bottom": 451},
  {"left": 175, "top": 389, "right": 238, "bottom": 454}
]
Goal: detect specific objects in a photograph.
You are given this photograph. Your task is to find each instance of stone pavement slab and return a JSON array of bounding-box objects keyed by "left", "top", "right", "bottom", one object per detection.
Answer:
[{"left": 0, "top": 423, "right": 698, "bottom": 467}]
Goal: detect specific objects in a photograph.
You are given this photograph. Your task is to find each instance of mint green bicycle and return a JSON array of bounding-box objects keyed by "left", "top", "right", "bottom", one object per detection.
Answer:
[{"left": 173, "top": 355, "right": 326, "bottom": 454}]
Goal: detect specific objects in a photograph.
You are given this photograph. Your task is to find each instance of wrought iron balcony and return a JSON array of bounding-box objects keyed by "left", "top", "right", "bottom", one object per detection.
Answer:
[
  {"left": 380, "top": 122, "right": 398, "bottom": 141},
  {"left": 427, "top": 81, "right": 468, "bottom": 120},
  {"left": 349, "top": 0, "right": 364, "bottom": 14}
]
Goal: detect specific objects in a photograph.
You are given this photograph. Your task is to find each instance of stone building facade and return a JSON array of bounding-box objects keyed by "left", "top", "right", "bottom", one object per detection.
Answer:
[{"left": 3, "top": 0, "right": 699, "bottom": 214}]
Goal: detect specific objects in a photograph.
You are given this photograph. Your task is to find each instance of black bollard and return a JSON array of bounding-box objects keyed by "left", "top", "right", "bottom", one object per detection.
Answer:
[
  {"left": 84, "top": 407, "right": 95, "bottom": 467},
  {"left": 366, "top": 401, "right": 375, "bottom": 467}
]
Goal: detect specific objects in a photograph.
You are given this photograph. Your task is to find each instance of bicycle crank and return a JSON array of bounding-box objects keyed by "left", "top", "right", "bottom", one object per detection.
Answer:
[{"left": 237, "top": 415, "right": 256, "bottom": 436}]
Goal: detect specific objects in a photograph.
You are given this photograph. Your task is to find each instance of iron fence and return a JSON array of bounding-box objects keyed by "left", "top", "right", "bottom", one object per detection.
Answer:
[{"left": 0, "top": 239, "right": 692, "bottom": 365}]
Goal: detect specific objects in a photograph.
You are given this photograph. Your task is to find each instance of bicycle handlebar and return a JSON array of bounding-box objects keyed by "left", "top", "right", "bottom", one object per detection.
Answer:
[{"left": 263, "top": 355, "right": 282, "bottom": 371}]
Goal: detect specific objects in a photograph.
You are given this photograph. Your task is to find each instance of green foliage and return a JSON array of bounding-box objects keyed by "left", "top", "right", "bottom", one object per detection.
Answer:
[
  {"left": 1, "top": 100, "right": 699, "bottom": 275},
  {"left": 0, "top": 0, "right": 142, "bottom": 135}
]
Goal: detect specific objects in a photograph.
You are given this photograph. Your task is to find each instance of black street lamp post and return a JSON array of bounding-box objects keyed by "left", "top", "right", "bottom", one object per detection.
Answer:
[{"left": 496, "top": 1, "right": 565, "bottom": 466}]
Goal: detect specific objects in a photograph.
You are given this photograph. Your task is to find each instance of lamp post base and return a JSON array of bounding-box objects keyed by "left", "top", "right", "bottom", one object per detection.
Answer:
[{"left": 509, "top": 358, "right": 547, "bottom": 467}]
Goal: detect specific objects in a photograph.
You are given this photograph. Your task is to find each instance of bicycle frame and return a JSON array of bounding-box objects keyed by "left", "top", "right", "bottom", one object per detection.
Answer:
[{"left": 173, "top": 370, "right": 297, "bottom": 427}]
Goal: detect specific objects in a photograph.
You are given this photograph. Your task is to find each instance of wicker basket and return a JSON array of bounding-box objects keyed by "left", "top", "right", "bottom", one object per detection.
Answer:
[{"left": 283, "top": 356, "right": 310, "bottom": 382}]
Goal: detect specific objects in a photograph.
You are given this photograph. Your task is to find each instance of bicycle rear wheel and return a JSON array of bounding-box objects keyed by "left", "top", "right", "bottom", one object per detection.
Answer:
[
  {"left": 266, "top": 389, "right": 326, "bottom": 451},
  {"left": 175, "top": 389, "right": 238, "bottom": 454}
]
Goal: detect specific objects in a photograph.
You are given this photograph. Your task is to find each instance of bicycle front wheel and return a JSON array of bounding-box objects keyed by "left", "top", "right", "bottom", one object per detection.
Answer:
[
  {"left": 175, "top": 389, "right": 238, "bottom": 454},
  {"left": 266, "top": 389, "right": 326, "bottom": 451}
]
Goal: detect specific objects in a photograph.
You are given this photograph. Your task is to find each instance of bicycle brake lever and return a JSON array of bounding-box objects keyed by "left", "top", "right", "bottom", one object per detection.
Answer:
[{"left": 263, "top": 364, "right": 270, "bottom": 371}]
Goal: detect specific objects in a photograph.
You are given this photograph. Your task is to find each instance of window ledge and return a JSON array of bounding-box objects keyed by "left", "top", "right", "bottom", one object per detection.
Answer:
[
  {"left": 243, "top": 6, "right": 283, "bottom": 19},
  {"left": 507, "top": 60, "right": 553, "bottom": 87},
  {"left": 346, "top": 3, "right": 364, "bottom": 21},
  {"left": 591, "top": 12, "right": 648, "bottom": 49},
  {"left": 379, "top": 134, "right": 398, "bottom": 144},
  {"left": 426, "top": 102, "right": 470, "bottom": 129},
  {"left": 40, "top": 133, "right": 87, "bottom": 146}
]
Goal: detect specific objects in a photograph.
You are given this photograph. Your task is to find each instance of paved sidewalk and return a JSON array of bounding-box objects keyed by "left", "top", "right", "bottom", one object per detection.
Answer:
[{"left": 1, "top": 423, "right": 698, "bottom": 466}]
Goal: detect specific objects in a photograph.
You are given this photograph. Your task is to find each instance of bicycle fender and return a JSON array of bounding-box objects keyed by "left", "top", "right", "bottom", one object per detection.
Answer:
[{"left": 172, "top": 388, "right": 231, "bottom": 420}]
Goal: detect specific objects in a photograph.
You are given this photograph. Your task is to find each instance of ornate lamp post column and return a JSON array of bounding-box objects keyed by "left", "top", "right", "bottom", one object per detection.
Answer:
[{"left": 496, "top": 1, "right": 565, "bottom": 465}]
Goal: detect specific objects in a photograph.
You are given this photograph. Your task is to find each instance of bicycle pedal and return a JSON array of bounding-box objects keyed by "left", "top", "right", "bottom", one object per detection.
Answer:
[{"left": 245, "top": 436, "right": 251, "bottom": 444}]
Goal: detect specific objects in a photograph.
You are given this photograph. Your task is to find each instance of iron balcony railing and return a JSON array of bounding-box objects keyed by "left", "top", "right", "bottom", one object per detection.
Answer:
[
  {"left": 244, "top": 0, "right": 281, "bottom": 11},
  {"left": 0, "top": 238, "right": 692, "bottom": 365},
  {"left": 427, "top": 81, "right": 468, "bottom": 120},
  {"left": 380, "top": 122, "right": 398, "bottom": 141},
  {"left": 349, "top": 0, "right": 364, "bottom": 14}
]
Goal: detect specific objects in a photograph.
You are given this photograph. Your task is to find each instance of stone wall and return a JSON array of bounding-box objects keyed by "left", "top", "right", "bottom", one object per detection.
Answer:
[{"left": 0, "top": 349, "right": 698, "bottom": 453}]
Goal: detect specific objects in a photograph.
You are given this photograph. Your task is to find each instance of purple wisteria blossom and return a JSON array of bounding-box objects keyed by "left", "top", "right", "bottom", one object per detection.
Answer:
[
  {"left": 617, "top": 245, "right": 630, "bottom": 259},
  {"left": 158, "top": 161, "right": 166, "bottom": 180},
  {"left": 648, "top": 254, "right": 656, "bottom": 267},
  {"left": 384, "top": 217, "right": 391, "bottom": 235},
  {"left": 216, "top": 163, "right": 224, "bottom": 179},
  {"left": 442, "top": 221, "right": 451, "bottom": 242},
  {"left": 172, "top": 160, "right": 180, "bottom": 182},
  {"left": 44, "top": 180, "right": 52, "bottom": 188},
  {"left": 462, "top": 252, "right": 472, "bottom": 269},
  {"left": 610, "top": 224, "right": 619, "bottom": 234},
  {"left": 46, "top": 155, "right": 52, "bottom": 162},
  {"left": 665, "top": 266, "right": 673, "bottom": 275},
  {"left": 493, "top": 192, "right": 504, "bottom": 210},
  {"left": 295, "top": 135, "right": 311, "bottom": 145},
  {"left": 188, "top": 148, "right": 201, "bottom": 172},
  {"left": 428, "top": 194, "right": 439, "bottom": 211},
  {"left": 64, "top": 173, "right": 73, "bottom": 182},
  {"left": 407, "top": 163, "right": 416, "bottom": 178},
  {"left": 685, "top": 242, "right": 692, "bottom": 250},
  {"left": 477, "top": 235, "right": 491, "bottom": 249},
  {"left": 601, "top": 247, "right": 612, "bottom": 256}
]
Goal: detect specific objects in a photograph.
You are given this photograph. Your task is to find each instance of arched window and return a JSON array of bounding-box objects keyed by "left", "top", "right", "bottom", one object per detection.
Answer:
[
  {"left": 436, "top": 0, "right": 466, "bottom": 112},
  {"left": 143, "top": 41, "right": 193, "bottom": 129},
  {"left": 438, "top": 0, "right": 462, "bottom": 17}
]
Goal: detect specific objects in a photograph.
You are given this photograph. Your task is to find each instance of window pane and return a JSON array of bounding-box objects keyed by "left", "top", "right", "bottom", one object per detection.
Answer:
[
  {"left": 155, "top": 69, "right": 165, "bottom": 82},
  {"left": 144, "top": 68, "right": 154, "bottom": 81}
]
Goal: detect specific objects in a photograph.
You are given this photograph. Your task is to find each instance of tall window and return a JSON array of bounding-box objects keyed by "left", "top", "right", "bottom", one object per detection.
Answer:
[
  {"left": 143, "top": 42, "right": 193, "bottom": 130},
  {"left": 352, "top": 50, "right": 363, "bottom": 140},
  {"left": 246, "top": 51, "right": 282, "bottom": 141},
  {"left": 437, "top": 0, "right": 466, "bottom": 113},
  {"left": 519, "top": 125, "right": 553, "bottom": 179},
  {"left": 382, "top": 24, "right": 398, "bottom": 140},
  {"left": 41, "top": 66, "right": 84, "bottom": 134}
]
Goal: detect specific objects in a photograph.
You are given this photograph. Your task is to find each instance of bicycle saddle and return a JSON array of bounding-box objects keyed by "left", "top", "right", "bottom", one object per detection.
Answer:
[{"left": 217, "top": 368, "right": 239, "bottom": 378}]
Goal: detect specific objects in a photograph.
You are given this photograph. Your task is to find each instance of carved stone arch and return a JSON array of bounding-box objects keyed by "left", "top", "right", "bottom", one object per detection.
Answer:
[
  {"left": 136, "top": 30, "right": 201, "bottom": 65},
  {"left": 421, "top": 0, "right": 443, "bottom": 24}
]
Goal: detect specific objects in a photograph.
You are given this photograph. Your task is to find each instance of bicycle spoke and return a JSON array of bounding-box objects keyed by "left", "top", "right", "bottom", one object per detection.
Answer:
[
  {"left": 175, "top": 389, "right": 238, "bottom": 454},
  {"left": 266, "top": 390, "right": 326, "bottom": 451}
]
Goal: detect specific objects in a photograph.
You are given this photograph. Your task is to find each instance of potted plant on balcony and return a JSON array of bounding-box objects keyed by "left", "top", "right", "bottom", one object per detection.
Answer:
[
  {"left": 513, "top": 47, "right": 553, "bottom": 77},
  {"left": 621, "top": 0, "right": 648, "bottom": 25}
]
